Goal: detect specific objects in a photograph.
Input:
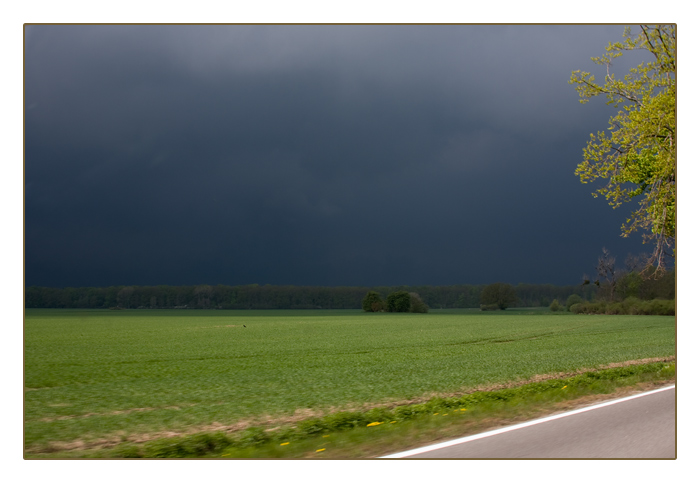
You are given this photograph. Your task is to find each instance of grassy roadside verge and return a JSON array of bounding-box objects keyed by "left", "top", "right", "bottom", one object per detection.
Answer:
[{"left": 26, "top": 360, "right": 675, "bottom": 459}]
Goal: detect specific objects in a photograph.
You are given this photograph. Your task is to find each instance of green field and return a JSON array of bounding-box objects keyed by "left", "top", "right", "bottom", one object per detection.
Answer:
[{"left": 24, "top": 308, "right": 675, "bottom": 452}]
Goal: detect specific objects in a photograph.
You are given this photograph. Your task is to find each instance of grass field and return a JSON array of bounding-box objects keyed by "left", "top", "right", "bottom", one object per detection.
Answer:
[{"left": 24, "top": 308, "right": 675, "bottom": 453}]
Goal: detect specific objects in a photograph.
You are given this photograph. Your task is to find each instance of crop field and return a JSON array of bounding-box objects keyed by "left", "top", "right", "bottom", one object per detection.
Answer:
[{"left": 24, "top": 308, "right": 675, "bottom": 451}]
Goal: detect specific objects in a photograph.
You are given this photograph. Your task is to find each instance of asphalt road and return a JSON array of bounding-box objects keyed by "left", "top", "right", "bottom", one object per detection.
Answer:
[{"left": 382, "top": 386, "right": 676, "bottom": 459}]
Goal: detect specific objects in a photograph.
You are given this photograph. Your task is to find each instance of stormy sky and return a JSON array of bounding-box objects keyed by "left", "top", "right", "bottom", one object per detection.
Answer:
[{"left": 24, "top": 24, "right": 665, "bottom": 288}]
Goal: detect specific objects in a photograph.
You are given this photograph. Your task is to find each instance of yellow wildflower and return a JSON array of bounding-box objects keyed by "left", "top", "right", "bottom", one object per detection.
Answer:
[
  {"left": 367, "top": 421, "right": 383, "bottom": 427},
  {"left": 316, "top": 448, "right": 326, "bottom": 452},
  {"left": 280, "top": 442, "right": 290, "bottom": 446}
]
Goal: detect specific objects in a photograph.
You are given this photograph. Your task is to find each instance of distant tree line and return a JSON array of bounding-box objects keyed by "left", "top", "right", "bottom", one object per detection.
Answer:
[
  {"left": 362, "top": 291, "right": 429, "bottom": 313},
  {"left": 23, "top": 278, "right": 671, "bottom": 310}
]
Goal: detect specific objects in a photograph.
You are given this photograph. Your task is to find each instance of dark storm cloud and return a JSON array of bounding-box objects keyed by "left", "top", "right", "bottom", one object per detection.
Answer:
[{"left": 25, "top": 24, "right": 650, "bottom": 288}]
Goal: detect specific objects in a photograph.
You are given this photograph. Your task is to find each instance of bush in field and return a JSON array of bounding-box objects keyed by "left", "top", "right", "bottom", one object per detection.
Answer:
[
  {"left": 621, "top": 297, "right": 642, "bottom": 313},
  {"left": 386, "top": 291, "right": 411, "bottom": 312},
  {"left": 409, "top": 292, "right": 429, "bottom": 313},
  {"left": 569, "top": 297, "right": 674, "bottom": 315},
  {"left": 480, "top": 283, "right": 517, "bottom": 310},
  {"left": 565, "top": 294, "right": 584, "bottom": 311},
  {"left": 549, "top": 299, "right": 562, "bottom": 311},
  {"left": 362, "top": 291, "right": 385, "bottom": 312},
  {"left": 605, "top": 302, "right": 626, "bottom": 315},
  {"left": 569, "top": 303, "right": 584, "bottom": 314},
  {"left": 639, "top": 299, "right": 675, "bottom": 315}
]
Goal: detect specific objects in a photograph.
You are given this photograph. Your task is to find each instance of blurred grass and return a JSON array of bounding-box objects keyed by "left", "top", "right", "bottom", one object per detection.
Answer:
[
  {"left": 24, "top": 308, "right": 675, "bottom": 450},
  {"left": 30, "top": 362, "right": 675, "bottom": 458}
]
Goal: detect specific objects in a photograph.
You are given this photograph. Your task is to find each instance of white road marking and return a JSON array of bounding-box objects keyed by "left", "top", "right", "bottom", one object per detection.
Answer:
[{"left": 379, "top": 384, "right": 676, "bottom": 458}]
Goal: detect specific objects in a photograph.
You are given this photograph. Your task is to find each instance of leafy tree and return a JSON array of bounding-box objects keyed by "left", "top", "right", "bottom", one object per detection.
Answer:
[
  {"left": 549, "top": 299, "right": 562, "bottom": 312},
  {"left": 570, "top": 25, "right": 675, "bottom": 273},
  {"left": 565, "top": 294, "right": 584, "bottom": 311},
  {"left": 117, "top": 286, "right": 135, "bottom": 309},
  {"left": 409, "top": 292, "right": 429, "bottom": 313},
  {"left": 616, "top": 271, "right": 643, "bottom": 300},
  {"left": 480, "top": 283, "right": 517, "bottom": 310},
  {"left": 386, "top": 291, "right": 411, "bottom": 313},
  {"left": 362, "top": 291, "right": 385, "bottom": 312}
]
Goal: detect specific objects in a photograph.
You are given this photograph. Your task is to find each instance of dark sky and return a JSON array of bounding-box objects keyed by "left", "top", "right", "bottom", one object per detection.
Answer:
[{"left": 25, "top": 24, "right": 661, "bottom": 288}]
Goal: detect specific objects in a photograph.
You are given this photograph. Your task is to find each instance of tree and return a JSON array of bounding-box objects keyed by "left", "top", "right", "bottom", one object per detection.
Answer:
[
  {"left": 409, "top": 292, "right": 429, "bottom": 313},
  {"left": 117, "top": 286, "right": 135, "bottom": 308},
  {"left": 570, "top": 25, "right": 675, "bottom": 274},
  {"left": 596, "top": 247, "right": 619, "bottom": 301},
  {"left": 362, "top": 291, "right": 385, "bottom": 312},
  {"left": 386, "top": 291, "right": 411, "bottom": 312},
  {"left": 194, "top": 284, "right": 213, "bottom": 308},
  {"left": 480, "top": 283, "right": 517, "bottom": 310}
]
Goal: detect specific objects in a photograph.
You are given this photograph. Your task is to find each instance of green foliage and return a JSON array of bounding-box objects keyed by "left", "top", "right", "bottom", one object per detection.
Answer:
[
  {"left": 237, "top": 427, "right": 272, "bottom": 447},
  {"left": 569, "top": 303, "right": 582, "bottom": 314},
  {"left": 571, "top": 297, "right": 674, "bottom": 315},
  {"left": 549, "top": 299, "right": 562, "bottom": 312},
  {"left": 570, "top": 25, "right": 676, "bottom": 270},
  {"left": 362, "top": 291, "right": 385, "bottom": 312},
  {"left": 386, "top": 291, "right": 411, "bottom": 312},
  {"left": 637, "top": 269, "right": 675, "bottom": 300},
  {"left": 409, "top": 292, "right": 429, "bottom": 313},
  {"left": 25, "top": 283, "right": 601, "bottom": 310},
  {"left": 480, "top": 283, "right": 517, "bottom": 310},
  {"left": 617, "top": 271, "right": 643, "bottom": 300},
  {"left": 142, "top": 432, "right": 232, "bottom": 458},
  {"left": 565, "top": 294, "right": 584, "bottom": 311}
]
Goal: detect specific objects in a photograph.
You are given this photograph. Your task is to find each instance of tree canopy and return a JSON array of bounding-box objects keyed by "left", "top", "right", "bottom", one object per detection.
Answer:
[
  {"left": 480, "top": 283, "right": 517, "bottom": 310},
  {"left": 362, "top": 291, "right": 385, "bottom": 312},
  {"left": 386, "top": 291, "right": 411, "bottom": 312},
  {"left": 570, "top": 25, "right": 676, "bottom": 273}
]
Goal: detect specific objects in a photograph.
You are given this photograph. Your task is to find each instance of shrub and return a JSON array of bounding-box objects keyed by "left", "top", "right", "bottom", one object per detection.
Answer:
[
  {"left": 622, "top": 297, "right": 642, "bottom": 312},
  {"left": 567, "top": 298, "right": 673, "bottom": 316},
  {"left": 143, "top": 432, "right": 232, "bottom": 457},
  {"left": 643, "top": 299, "right": 675, "bottom": 316},
  {"left": 236, "top": 427, "right": 271, "bottom": 447},
  {"left": 569, "top": 303, "right": 584, "bottom": 314},
  {"left": 549, "top": 299, "right": 561, "bottom": 312},
  {"left": 565, "top": 294, "right": 583, "bottom": 311},
  {"left": 296, "top": 419, "right": 328, "bottom": 437},
  {"left": 323, "top": 411, "right": 367, "bottom": 431},
  {"left": 480, "top": 283, "right": 517, "bottom": 310},
  {"left": 569, "top": 301, "right": 602, "bottom": 314},
  {"left": 588, "top": 301, "right": 607, "bottom": 314},
  {"left": 362, "top": 291, "right": 384, "bottom": 312},
  {"left": 386, "top": 291, "right": 411, "bottom": 312},
  {"left": 409, "top": 292, "right": 429, "bottom": 313},
  {"left": 605, "top": 302, "right": 625, "bottom": 315}
]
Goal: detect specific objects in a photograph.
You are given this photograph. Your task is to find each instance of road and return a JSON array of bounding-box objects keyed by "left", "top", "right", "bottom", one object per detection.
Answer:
[{"left": 381, "top": 385, "right": 675, "bottom": 459}]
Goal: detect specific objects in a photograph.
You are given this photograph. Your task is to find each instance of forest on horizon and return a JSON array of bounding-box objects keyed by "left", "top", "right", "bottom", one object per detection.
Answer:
[{"left": 25, "top": 272, "right": 675, "bottom": 310}]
